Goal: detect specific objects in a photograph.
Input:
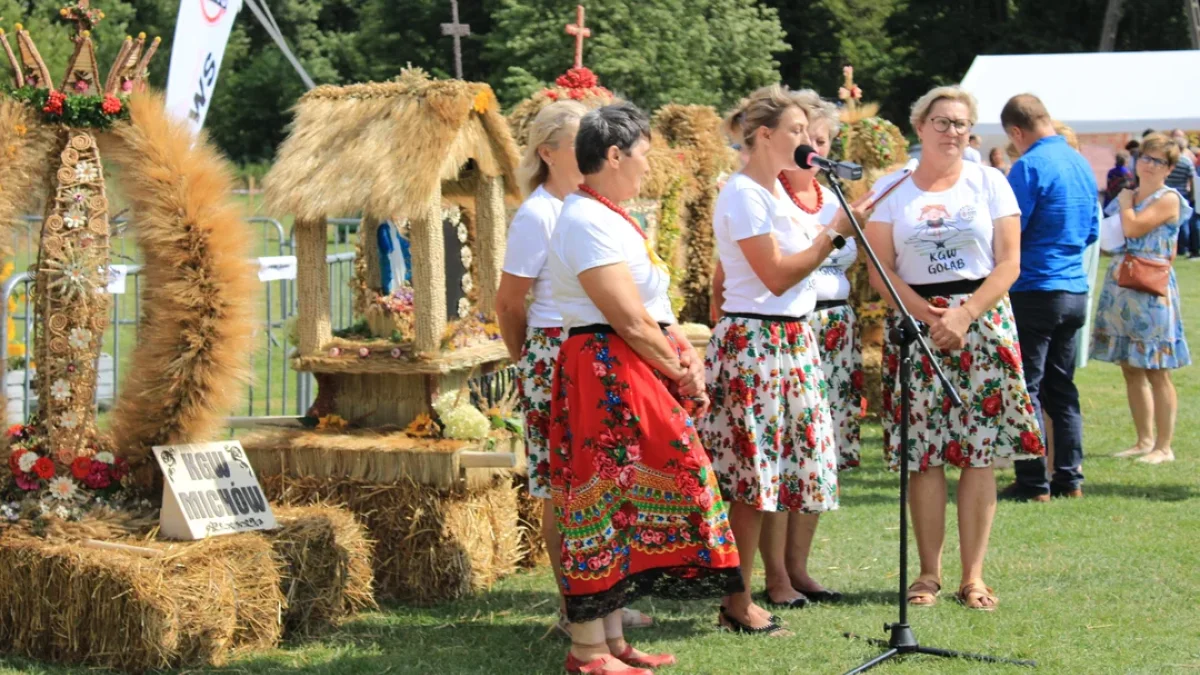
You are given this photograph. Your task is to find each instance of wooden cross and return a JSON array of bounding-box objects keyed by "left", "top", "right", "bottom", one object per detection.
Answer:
[
  {"left": 564, "top": 5, "right": 591, "bottom": 70},
  {"left": 440, "top": 0, "right": 470, "bottom": 79}
]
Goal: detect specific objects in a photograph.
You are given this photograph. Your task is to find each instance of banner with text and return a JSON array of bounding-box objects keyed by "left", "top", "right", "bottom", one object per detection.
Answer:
[
  {"left": 153, "top": 441, "right": 276, "bottom": 540},
  {"left": 164, "top": 0, "right": 244, "bottom": 136}
]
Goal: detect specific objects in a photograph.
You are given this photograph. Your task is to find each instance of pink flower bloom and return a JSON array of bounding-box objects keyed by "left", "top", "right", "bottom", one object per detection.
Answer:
[{"left": 592, "top": 361, "right": 607, "bottom": 377}]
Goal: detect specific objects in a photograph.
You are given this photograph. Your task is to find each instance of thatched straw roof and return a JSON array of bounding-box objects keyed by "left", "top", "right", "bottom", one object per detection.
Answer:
[{"left": 265, "top": 70, "right": 522, "bottom": 223}]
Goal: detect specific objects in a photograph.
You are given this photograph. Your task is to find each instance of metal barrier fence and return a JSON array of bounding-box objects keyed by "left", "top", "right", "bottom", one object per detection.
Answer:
[{"left": 2, "top": 216, "right": 518, "bottom": 426}]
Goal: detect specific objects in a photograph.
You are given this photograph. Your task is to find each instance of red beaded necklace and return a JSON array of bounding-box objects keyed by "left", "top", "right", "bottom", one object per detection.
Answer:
[
  {"left": 577, "top": 183, "right": 668, "bottom": 270},
  {"left": 778, "top": 172, "right": 823, "bottom": 214}
]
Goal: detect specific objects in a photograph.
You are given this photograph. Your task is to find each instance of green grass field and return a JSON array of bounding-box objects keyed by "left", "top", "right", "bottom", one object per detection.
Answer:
[{"left": 1, "top": 256, "right": 1197, "bottom": 674}]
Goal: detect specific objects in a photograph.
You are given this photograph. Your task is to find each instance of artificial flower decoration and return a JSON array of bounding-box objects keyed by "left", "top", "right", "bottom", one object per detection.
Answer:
[
  {"left": 47, "top": 476, "right": 78, "bottom": 501},
  {"left": 50, "top": 378, "right": 72, "bottom": 401}
]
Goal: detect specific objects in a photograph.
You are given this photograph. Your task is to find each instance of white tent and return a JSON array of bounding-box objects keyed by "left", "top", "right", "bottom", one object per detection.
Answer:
[{"left": 961, "top": 50, "right": 1200, "bottom": 136}]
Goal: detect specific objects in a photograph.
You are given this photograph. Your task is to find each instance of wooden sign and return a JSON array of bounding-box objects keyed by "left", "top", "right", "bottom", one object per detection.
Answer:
[{"left": 153, "top": 441, "right": 276, "bottom": 540}]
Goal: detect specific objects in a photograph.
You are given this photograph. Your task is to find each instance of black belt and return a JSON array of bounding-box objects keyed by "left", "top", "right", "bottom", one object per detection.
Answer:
[
  {"left": 909, "top": 278, "right": 984, "bottom": 299},
  {"left": 725, "top": 312, "right": 808, "bottom": 323},
  {"left": 569, "top": 322, "right": 671, "bottom": 337},
  {"left": 814, "top": 299, "right": 849, "bottom": 311}
]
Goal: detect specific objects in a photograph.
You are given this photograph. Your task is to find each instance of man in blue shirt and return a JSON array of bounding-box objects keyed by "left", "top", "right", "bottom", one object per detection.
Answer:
[{"left": 999, "top": 94, "right": 1099, "bottom": 502}]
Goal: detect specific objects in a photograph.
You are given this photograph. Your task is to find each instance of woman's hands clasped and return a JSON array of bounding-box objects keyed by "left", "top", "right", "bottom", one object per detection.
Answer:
[{"left": 927, "top": 305, "right": 974, "bottom": 351}]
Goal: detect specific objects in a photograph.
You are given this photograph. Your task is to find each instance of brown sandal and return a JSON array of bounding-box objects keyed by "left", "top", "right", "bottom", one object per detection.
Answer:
[
  {"left": 956, "top": 581, "right": 998, "bottom": 611},
  {"left": 906, "top": 578, "right": 941, "bottom": 606}
]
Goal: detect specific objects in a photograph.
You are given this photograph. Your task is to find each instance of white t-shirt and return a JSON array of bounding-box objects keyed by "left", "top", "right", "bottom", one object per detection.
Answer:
[
  {"left": 713, "top": 173, "right": 819, "bottom": 317},
  {"left": 963, "top": 146, "right": 982, "bottom": 164},
  {"left": 548, "top": 193, "right": 676, "bottom": 331},
  {"left": 501, "top": 186, "right": 563, "bottom": 328},
  {"left": 810, "top": 184, "right": 857, "bottom": 302},
  {"left": 870, "top": 162, "right": 1019, "bottom": 286}
]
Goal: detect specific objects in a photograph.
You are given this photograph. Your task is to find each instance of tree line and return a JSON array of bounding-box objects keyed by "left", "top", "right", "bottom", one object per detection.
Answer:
[{"left": 0, "top": 0, "right": 1190, "bottom": 166}]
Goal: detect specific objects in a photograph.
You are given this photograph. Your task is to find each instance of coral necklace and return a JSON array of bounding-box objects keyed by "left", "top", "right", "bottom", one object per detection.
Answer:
[
  {"left": 577, "top": 183, "right": 668, "bottom": 271},
  {"left": 778, "top": 173, "right": 823, "bottom": 214}
]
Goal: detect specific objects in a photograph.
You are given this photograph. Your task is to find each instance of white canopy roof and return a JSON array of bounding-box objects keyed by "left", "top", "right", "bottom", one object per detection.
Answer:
[{"left": 961, "top": 50, "right": 1200, "bottom": 136}]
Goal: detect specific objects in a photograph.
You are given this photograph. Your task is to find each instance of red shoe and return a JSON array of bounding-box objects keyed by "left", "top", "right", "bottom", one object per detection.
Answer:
[
  {"left": 616, "top": 645, "right": 677, "bottom": 669},
  {"left": 565, "top": 652, "right": 654, "bottom": 675}
]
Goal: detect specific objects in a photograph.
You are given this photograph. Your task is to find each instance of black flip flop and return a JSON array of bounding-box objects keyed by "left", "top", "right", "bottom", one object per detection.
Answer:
[
  {"left": 756, "top": 590, "right": 809, "bottom": 609},
  {"left": 718, "top": 607, "right": 790, "bottom": 636},
  {"left": 799, "top": 588, "right": 843, "bottom": 603}
]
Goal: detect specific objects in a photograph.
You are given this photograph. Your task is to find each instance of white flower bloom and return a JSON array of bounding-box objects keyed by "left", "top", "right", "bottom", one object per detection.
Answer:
[
  {"left": 66, "top": 187, "right": 92, "bottom": 204},
  {"left": 47, "top": 476, "right": 79, "bottom": 501},
  {"left": 18, "top": 451, "right": 39, "bottom": 473},
  {"left": 74, "top": 161, "right": 99, "bottom": 183},
  {"left": 94, "top": 451, "right": 115, "bottom": 465},
  {"left": 461, "top": 273, "right": 474, "bottom": 294},
  {"left": 460, "top": 246, "right": 473, "bottom": 268},
  {"left": 64, "top": 204, "right": 87, "bottom": 230},
  {"left": 457, "top": 297, "right": 471, "bottom": 319},
  {"left": 53, "top": 504, "right": 71, "bottom": 520},
  {"left": 456, "top": 223, "right": 468, "bottom": 243},
  {"left": 59, "top": 410, "right": 81, "bottom": 429},
  {"left": 68, "top": 327, "right": 92, "bottom": 350},
  {"left": 50, "top": 378, "right": 72, "bottom": 401}
]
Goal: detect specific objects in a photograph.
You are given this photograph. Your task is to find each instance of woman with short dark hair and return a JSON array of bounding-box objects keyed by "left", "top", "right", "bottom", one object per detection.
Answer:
[{"left": 548, "top": 102, "right": 743, "bottom": 674}]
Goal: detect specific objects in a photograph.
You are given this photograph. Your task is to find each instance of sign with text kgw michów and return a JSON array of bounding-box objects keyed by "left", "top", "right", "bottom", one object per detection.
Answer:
[{"left": 153, "top": 441, "right": 276, "bottom": 540}]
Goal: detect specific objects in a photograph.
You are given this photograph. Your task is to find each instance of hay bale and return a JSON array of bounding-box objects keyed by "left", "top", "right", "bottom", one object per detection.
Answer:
[
  {"left": 513, "top": 475, "right": 549, "bottom": 569},
  {"left": 0, "top": 528, "right": 284, "bottom": 671},
  {"left": 262, "top": 473, "right": 522, "bottom": 604},
  {"left": 272, "top": 505, "right": 377, "bottom": 634}
]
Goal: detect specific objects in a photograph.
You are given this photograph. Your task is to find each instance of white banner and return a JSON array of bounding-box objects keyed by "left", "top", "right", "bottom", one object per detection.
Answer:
[
  {"left": 256, "top": 256, "right": 297, "bottom": 282},
  {"left": 164, "top": 0, "right": 244, "bottom": 136},
  {"left": 104, "top": 265, "right": 129, "bottom": 294}
]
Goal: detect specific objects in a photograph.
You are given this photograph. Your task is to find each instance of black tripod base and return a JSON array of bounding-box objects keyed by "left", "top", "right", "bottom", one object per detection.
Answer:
[{"left": 842, "top": 624, "right": 1036, "bottom": 674}]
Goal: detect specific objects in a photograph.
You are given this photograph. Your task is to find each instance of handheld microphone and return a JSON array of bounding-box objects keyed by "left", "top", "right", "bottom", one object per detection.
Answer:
[{"left": 794, "top": 144, "right": 864, "bottom": 181}]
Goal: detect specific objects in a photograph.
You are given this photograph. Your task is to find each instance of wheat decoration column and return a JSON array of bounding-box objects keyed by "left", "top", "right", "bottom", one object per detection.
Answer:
[
  {"left": 294, "top": 217, "right": 332, "bottom": 355},
  {"left": 411, "top": 185, "right": 447, "bottom": 353},
  {"left": 473, "top": 172, "right": 505, "bottom": 319}
]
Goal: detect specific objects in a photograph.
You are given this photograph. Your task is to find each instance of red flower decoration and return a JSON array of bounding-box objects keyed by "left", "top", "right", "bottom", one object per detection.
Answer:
[
  {"left": 555, "top": 67, "right": 600, "bottom": 89},
  {"left": 43, "top": 91, "right": 66, "bottom": 115},
  {"left": 824, "top": 326, "right": 843, "bottom": 352},
  {"left": 101, "top": 95, "right": 122, "bottom": 115},
  {"left": 981, "top": 394, "right": 1002, "bottom": 418},
  {"left": 805, "top": 424, "right": 817, "bottom": 449},
  {"left": 8, "top": 448, "right": 26, "bottom": 473},
  {"left": 71, "top": 456, "right": 92, "bottom": 480},
  {"left": 960, "top": 351, "right": 973, "bottom": 371},
  {"left": 6, "top": 424, "right": 26, "bottom": 439},
  {"left": 851, "top": 370, "right": 865, "bottom": 392},
  {"left": 84, "top": 463, "right": 111, "bottom": 489},
  {"left": 33, "top": 456, "right": 55, "bottom": 480}
]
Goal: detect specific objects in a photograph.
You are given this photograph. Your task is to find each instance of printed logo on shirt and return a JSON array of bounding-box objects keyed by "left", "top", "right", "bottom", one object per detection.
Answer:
[
  {"left": 907, "top": 204, "right": 971, "bottom": 275},
  {"left": 957, "top": 204, "right": 977, "bottom": 222}
]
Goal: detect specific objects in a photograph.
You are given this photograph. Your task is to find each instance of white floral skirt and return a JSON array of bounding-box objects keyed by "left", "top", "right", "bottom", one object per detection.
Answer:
[
  {"left": 516, "top": 326, "right": 563, "bottom": 499},
  {"left": 882, "top": 295, "right": 1045, "bottom": 472},
  {"left": 808, "top": 303, "right": 863, "bottom": 470},
  {"left": 700, "top": 315, "right": 839, "bottom": 513}
]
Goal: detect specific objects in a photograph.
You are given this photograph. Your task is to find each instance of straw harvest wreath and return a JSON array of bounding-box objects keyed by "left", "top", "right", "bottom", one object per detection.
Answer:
[{"left": 0, "top": 10, "right": 255, "bottom": 518}]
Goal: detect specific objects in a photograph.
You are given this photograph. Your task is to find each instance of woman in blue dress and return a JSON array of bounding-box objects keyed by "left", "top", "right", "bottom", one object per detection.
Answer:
[{"left": 1093, "top": 133, "right": 1193, "bottom": 465}]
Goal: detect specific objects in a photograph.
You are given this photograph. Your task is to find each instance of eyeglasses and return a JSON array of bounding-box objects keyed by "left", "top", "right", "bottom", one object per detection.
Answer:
[
  {"left": 1138, "top": 155, "right": 1170, "bottom": 168},
  {"left": 930, "top": 117, "right": 972, "bottom": 134}
]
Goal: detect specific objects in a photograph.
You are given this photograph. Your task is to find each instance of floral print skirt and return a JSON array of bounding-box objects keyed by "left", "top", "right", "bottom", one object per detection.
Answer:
[
  {"left": 808, "top": 304, "right": 864, "bottom": 470},
  {"left": 700, "top": 316, "right": 839, "bottom": 514},
  {"left": 516, "top": 326, "right": 563, "bottom": 499},
  {"left": 550, "top": 330, "right": 742, "bottom": 623},
  {"left": 1091, "top": 260, "right": 1191, "bottom": 370},
  {"left": 882, "top": 294, "right": 1045, "bottom": 472}
]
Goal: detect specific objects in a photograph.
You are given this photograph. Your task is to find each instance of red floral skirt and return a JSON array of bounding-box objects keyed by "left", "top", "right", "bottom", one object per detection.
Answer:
[{"left": 550, "top": 330, "right": 743, "bottom": 623}]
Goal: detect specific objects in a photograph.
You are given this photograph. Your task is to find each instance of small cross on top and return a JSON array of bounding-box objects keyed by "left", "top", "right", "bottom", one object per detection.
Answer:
[
  {"left": 564, "top": 5, "right": 591, "bottom": 70},
  {"left": 441, "top": 0, "right": 471, "bottom": 79}
]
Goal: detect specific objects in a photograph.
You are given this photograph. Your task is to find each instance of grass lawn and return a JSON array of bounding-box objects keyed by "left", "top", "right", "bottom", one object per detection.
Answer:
[{"left": 2, "top": 260, "right": 1198, "bottom": 674}]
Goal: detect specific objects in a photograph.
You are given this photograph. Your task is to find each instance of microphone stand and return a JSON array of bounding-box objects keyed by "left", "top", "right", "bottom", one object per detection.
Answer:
[{"left": 823, "top": 170, "right": 1036, "bottom": 673}]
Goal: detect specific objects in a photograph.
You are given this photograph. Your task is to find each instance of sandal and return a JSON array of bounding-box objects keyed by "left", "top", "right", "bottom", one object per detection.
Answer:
[
  {"left": 756, "top": 590, "right": 808, "bottom": 609},
  {"left": 565, "top": 652, "right": 653, "bottom": 675},
  {"left": 621, "top": 607, "right": 654, "bottom": 629},
  {"left": 717, "top": 606, "right": 791, "bottom": 637},
  {"left": 614, "top": 644, "right": 677, "bottom": 669},
  {"left": 906, "top": 578, "right": 941, "bottom": 607},
  {"left": 956, "top": 581, "right": 998, "bottom": 611}
]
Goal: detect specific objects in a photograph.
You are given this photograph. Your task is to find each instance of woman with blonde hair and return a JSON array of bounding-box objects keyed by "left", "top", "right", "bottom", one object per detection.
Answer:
[
  {"left": 1093, "top": 133, "right": 1192, "bottom": 464},
  {"left": 702, "top": 85, "right": 863, "bottom": 634},
  {"left": 497, "top": 101, "right": 655, "bottom": 636},
  {"left": 865, "top": 85, "right": 1044, "bottom": 611}
]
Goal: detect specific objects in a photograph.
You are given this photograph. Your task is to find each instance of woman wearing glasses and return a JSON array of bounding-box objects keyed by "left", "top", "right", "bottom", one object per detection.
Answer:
[
  {"left": 1093, "top": 133, "right": 1192, "bottom": 465},
  {"left": 864, "top": 86, "right": 1044, "bottom": 611}
]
